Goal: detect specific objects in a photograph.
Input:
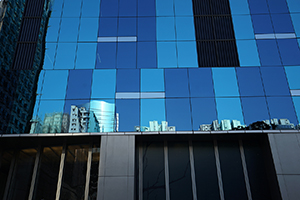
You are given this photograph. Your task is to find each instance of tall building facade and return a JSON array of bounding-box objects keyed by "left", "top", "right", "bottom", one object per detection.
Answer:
[{"left": 1, "top": 0, "right": 300, "bottom": 199}]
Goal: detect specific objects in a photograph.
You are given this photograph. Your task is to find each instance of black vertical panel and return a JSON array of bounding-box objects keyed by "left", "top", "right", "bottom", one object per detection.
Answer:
[
  {"left": 24, "top": 0, "right": 45, "bottom": 16},
  {"left": 194, "top": 17, "right": 214, "bottom": 40},
  {"left": 213, "top": 16, "right": 235, "bottom": 40},
  {"left": 13, "top": 43, "right": 37, "bottom": 70},
  {"left": 218, "top": 141, "right": 248, "bottom": 200},
  {"left": 210, "top": 0, "right": 231, "bottom": 15},
  {"left": 216, "top": 41, "right": 239, "bottom": 67},
  {"left": 193, "top": 141, "right": 220, "bottom": 200},
  {"left": 192, "top": 0, "right": 211, "bottom": 15},
  {"left": 197, "top": 41, "right": 218, "bottom": 67},
  {"left": 19, "top": 18, "right": 41, "bottom": 42}
]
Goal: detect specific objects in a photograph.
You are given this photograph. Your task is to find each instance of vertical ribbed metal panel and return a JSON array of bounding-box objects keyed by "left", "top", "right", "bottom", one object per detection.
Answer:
[
  {"left": 216, "top": 41, "right": 239, "bottom": 67},
  {"left": 192, "top": 0, "right": 211, "bottom": 15},
  {"left": 194, "top": 17, "right": 214, "bottom": 40},
  {"left": 210, "top": 0, "right": 231, "bottom": 15},
  {"left": 19, "top": 18, "right": 41, "bottom": 42},
  {"left": 12, "top": 43, "right": 37, "bottom": 70},
  {"left": 213, "top": 16, "right": 235, "bottom": 40},
  {"left": 197, "top": 41, "right": 218, "bottom": 67},
  {"left": 24, "top": 0, "right": 45, "bottom": 16}
]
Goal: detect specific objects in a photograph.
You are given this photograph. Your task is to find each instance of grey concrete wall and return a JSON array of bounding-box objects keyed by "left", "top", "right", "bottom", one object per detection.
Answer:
[
  {"left": 269, "top": 133, "right": 300, "bottom": 200},
  {"left": 97, "top": 135, "right": 135, "bottom": 200}
]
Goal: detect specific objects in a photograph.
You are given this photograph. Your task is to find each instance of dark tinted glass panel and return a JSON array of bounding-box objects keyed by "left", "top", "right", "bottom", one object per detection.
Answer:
[
  {"left": 138, "top": 0, "right": 155, "bottom": 16},
  {"left": 277, "top": 39, "right": 300, "bottom": 66},
  {"left": 241, "top": 97, "right": 270, "bottom": 125},
  {"left": 256, "top": 40, "right": 282, "bottom": 66},
  {"left": 100, "top": 0, "right": 118, "bottom": 17},
  {"left": 193, "top": 141, "right": 220, "bottom": 200},
  {"left": 143, "top": 142, "right": 165, "bottom": 200},
  {"left": 188, "top": 68, "right": 214, "bottom": 97},
  {"left": 118, "top": 18, "right": 136, "bottom": 36},
  {"left": 251, "top": 15, "right": 274, "bottom": 34},
  {"left": 248, "top": 0, "right": 269, "bottom": 14},
  {"left": 119, "top": 0, "right": 136, "bottom": 16},
  {"left": 116, "top": 99, "right": 139, "bottom": 132},
  {"left": 213, "top": 17, "right": 235, "bottom": 40},
  {"left": 271, "top": 14, "right": 295, "bottom": 33},
  {"left": 34, "top": 146, "right": 62, "bottom": 200},
  {"left": 210, "top": 0, "right": 231, "bottom": 15},
  {"left": 165, "top": 69, "right": 189, "bottom": 98},
  {"left": 216, "top": 41, "right": 239, "bottom": 67},
  {"left": 197, "top": 41, "right": 218, "bottom": 67},
  {"left": 268, "top": 0, "right": 289, "bottom": 13},
  {"left": 137, "top": 42, "right": 157, "bottom": 68},
  {"left": 138, "top": 17, "right": 156, "bottom": 41},
  {"left": 116, "top": 69, "right": 140, "bottom": 92},
  {"left": 98, "top": 18, "right": 118, "bottom": 37},
  {"left": 0, "top": 151, "right": 13, "bottom": 198},
  {"left": 194, "top": 17, "right": 214, "bottom": 40},
  {"left": 66, "top": 70, "right": 93, "bottom": 99},
  {"left": 117, "top": 42, "right": 136, "bottom": 68},
  {"left": 192, "top": 0, "right": 211, "bottom": 15},
  {"left": 218, "top": 141, "right": 248, "bottom": 200},
  {"left": 168, "top": 141, "right": 193, "bottom": 200}
]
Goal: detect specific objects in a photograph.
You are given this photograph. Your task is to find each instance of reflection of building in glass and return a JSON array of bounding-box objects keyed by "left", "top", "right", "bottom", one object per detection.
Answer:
[
  {"left": 135, "top": 121, "right": 175, "bottom": 132},
  {"left": 41, "top": 112, "right": 69, "bottom": 133},
  {"left": 264, "top": 118, "right": 295, "bottom": 130},
  {"left": 200, "top": 119, "right": 245, "bottom": 131}
]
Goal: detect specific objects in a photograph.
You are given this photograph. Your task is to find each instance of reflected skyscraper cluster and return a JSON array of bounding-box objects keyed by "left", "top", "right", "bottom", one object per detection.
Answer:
[{"left": 135, "top": 121, "right": 176, "bottom": 132}]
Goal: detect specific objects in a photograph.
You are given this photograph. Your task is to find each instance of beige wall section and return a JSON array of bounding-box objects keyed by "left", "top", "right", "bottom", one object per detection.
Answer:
[
  {"left": 268, "top": 133, "right": 300, "bottom": 200},
  {"left": 97, "top": 135, "right": 135, "bottom": 200}
]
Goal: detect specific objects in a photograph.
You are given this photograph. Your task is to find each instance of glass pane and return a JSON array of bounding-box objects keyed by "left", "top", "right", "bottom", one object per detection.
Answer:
[
  {"left": 91, "top": 69, "right": 116, "bottom": 98},
  {"left": 156, "top": 0, "right": 174, "bottom": 16},
  {"left": 271, "top": 14, "right": 295, "bottom": 33},
  {"left": 157, "top": 42, "right": 177, "bottom": 68},
  {"left": 236, "top": 40, "right": 260, "bottom": 67},
  {"left": 138, "top": 0, "right": 155, "bottom": 16},
  {"left": 43, "top": 43, "right": 56, "bottom": 69},
  {"left": 137, "top": 42, "right": 157, "bottom": 68},
  {"left": 177, "top": 41, "right": 198, "bottom": 68},
  {"left": 118, "top": 18, "right": 136, "bottom": 36},
  {"left": 0, "top": 151, "right": 14, "bottom": 198},
  {"left": 141, "top": 69, "right": 164, "bottom": 92},
  {"left": 291, "top": 14, "right": 300, "bottom": 37},
  {"left": 141, "top": 99, "right": 166, "bottom": 129},
  {"left": 232, "top": 15, "right": 255, "bottom": 39},
  {"left": 54, "top": 43, "right": 77, "bottom": 69},
  {"left": 248, "top": 0, "right": 269, "bottom": 14},
  {"left": 99, "top": 0, "right": 118, "bottom": 17},
  {"left": 277, "top": 39, "right": 300, "bottom": 66},
  {"left": 165, "top": 69, "right": 189, "bottom": 98},
  {"left": 156, "top": 17, "right": 175, "bottom": 41},
  {"left": 188, "top": 68, "right": 214, "bottom": 98},
  {"left": 119, "top": 0, "right": 136, "bottom": 16},
  {"left": 116, "top": 99, "right": 139, "bottom": 132},
  {"left": 251, "top": 14, "right": 274, "bottom": 34},
  {"left": 116, "top": 69, "right": 140, "bottom": 92},
  {"left": 81, "top": 0, "right": 100, "bottom": 17},
  {"left": 241, "top": 97, "right": 270, "bottom": 125},
  {"left": 59, "top": 18, "right": 80, "bottom": 42},
  {"left": 95, "top": 43, "right": 117, "bottom": 69},
  {"left": 76, "top": 43, "right": 97, "bottom": 69},
  {"left": 216, "top": 98, "right": 244, "bottom": 125},
  {"left": 62, "top": 0, "right": 82, "bottom": 17},
  {"left": 65, "top": 70, "right": 93, "bottom": 99},
  {"left": 256, "top": 40, "right": 282, "bottom": 66},
  {"left": 79, "top": 18, "right": 98, "bottom": 42},
  {"left": 212, "top": 68, "right": 240, "bottom": 97},
  {"left": 116, "top": 42, "right": 136, "bottom": 69},
  {"left": 51, "top": 0, "right": 63, "bottom": 17},
  {"left": 175, "top": 17, "right": 195, "bottom": 40},
  {"left": 268, "top": 0, "right": 289, "bottom": 13},
  {"left": 98, "top": 18, "right": 118, "bottom": 37},
  {"left": 286, "top": 0, "right": 300, "bottom": 13},
  {"left": 292, "top": 97, "right": 300, "bottom": 123},
  {"left": 138, "top": 17, "right": 156, "bottom": 41},
  {"left": 228, "top": 0, "right": 250, "bottom": 14},
  {"left": 174, "top": 0, "right": 193, "bottom": 16},
  {"left": 46, "top": 18, "right": 60, "bottom": 42}
]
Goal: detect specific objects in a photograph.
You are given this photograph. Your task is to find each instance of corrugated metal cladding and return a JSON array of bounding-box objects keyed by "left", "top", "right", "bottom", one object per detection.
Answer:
[
  {"left": 11, "top": 0, "right": 45, "bottom": 70},
  {"left": 192, "top": 0, "right": 239, "bottom": 67}
]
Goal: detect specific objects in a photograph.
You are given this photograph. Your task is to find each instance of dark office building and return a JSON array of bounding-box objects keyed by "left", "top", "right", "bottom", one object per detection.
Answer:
[{"left": 0, "top": 0, "right": 300, "bottom": 199}]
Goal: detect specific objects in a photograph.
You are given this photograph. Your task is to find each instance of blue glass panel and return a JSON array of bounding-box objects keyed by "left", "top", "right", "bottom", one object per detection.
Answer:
[
  {"left": 174, "top": 0, "right": 193, "bottom": 16},
  {"left": 191, "top": 98, "right": 217, "bottom": 130},
  {"left": 117, "top": 42, "right": 136, "bottom": 68},
  {"left": 291, "top": 14, "right": 300, "bottom": 37},
  {"left": 118, "top": 18, "right": 136, "bottom": 36},
  {"left": 119, "top": 0, "right": 136, "bottom": 16},
  {"left": 188, "top": 68, "right": 214, "bottom": 97},
  {"left": 166, "top": 98, "right": 192, "bottom": 131},
  {"left": 99, "top": 0, "right": 118, "bottom": 17},
  {"left": 228, "top": 0, "right": 250, "bottom": 14},
  {"left": 268, "top": 0, "right": 289, "bottom": 14},
  {"left": 81, "top": 0, "right": 100, "bottom": 17},
  {"left": 137, "top": 42, "right": 157, "bottom": 68},
  {"left": 54, "top": 43, "right": 77, "bottom": 69},
  {"left": 62, "top": 0, "right": 82, "bottom": 17},
  {"left": 36, "top": 100, "right": 65, "bottom": 126},
  {"left": 247, "top": 0, "right": 269, "bottom": 14},
  {"left": 116, "top": 69, "right": 140, "bottom": 92},
  {"left": 277, "top": 39, "right": 300, "bottom": 66},
  {"left": 116, "top": 99, "right": 139, "bottom": 131},
  {"left": 236, "top": 40, "right": 260, "bottom": 66},
  {"left": 260, "top": 67, "right": 290, "bottom": 96},
  {"left": 267, "top": 97, "right": 298, "bottom": 125},
  {"left": 98, "top": 18, "right": 118, "bottom": 37},
  {"left": 256, "top": 40, "right": 282, "bottom": 66},
  {"left": 66, "top": 70, "right": 93, "bottom": 99},
  {"left": 41, "top": 70, "right": 69, "bottom": 100},
  {"left": 216, "top": 98, "right": 244, "bottom": 123},
  {"left": 157, "top": 42, "right": 177, "bottom": 68},
  {"left": 177, "top": 41, "right": 198, "bottom": 68},
  {"left": 212, "top": 68, "right": 239, "bottom": 97},
  {"left": 79, "top": 18, "right": 98, "bottom": 41},
  {"left": 45, "top": 18, "right": 60, "bottom": 42},
  {"left": 156, "top": 17, "right": 175, "bottom": 41},
  {"left": 251, "top": 15, "right": 273, "bottom": 34},
  {"left": 236, "top": 67, "right": 264, "bottom": 96},
  {"left": 141, "top": 69, "right": 164, "bottom": 92},
  {"left": 241, "top": 97, "right": 269, "bottom": 125},
  {"left": 292, "top": 97, "right": 300, "bottom": 123},
  {"left": 232, "top": 15, "right": 254, "bottom": 39},
  {"left": 95, "top": 43, "right": 116, "bottom": 69},
  {"left": 285, "top": 66, "right": 300, "bottom": 89},
  {"left": 286, "top": 0, "right": 300, "bottom": 13},
  {"left": 51, "top": 0, "right": 63, "bottom": 17},
  {"left": 175, "top": 17, "right": 195, "bottom": 40},
  {"left": 138, "top": 0, "right": 156, "bottom": 16},
  {"left": 64, "top": 99, "right": 90, "bottom": 117},
  {"left": 165, "top": 69, "right": 189, "bottom": 97},
  {"left": 156, "top": 0, "right": 174, "bottom": 16},
  {"left": 36, "top": 70, "right": 45, "bottom": 97},
  {"left": 141, "top": 99, "right": 166, "bottom": 127},
  {"left": 271, "top": 14, "right": 295, "bottom": 33},
  {"left": 43, "top": 43, "right": 56, "bottom": 69},
  {"left": 76, "top": 43, "right": 96, "bottom": 69},
  {"left": 91, "top": 69, "right": 116, "bottom": 98},
  {"left": 138, "top": 17, "right": 156, "bottom": 41},
  {"left": 59, "top": 18, "right": 80, "bottom": 42}
]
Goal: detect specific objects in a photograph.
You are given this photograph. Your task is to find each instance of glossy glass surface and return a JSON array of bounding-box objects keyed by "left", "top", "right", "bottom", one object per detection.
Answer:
[{"left": 256, "top": 40, "right": 282, "bottom": 66}]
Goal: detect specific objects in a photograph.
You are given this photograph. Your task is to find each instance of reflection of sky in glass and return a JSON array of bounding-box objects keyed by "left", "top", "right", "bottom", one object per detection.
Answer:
[{"left": 141, "top": 99, "right": 165, "bottom": 127}]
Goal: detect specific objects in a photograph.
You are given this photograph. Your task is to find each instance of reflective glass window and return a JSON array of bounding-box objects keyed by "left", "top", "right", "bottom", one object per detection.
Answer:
[
  {"left": 157, "top": 42, "right": 177, "bottom": 68},
  {"left": 277, "top": 39, "right": 300, "bottom": 66},
  {"left": 285, "top": 66, "right": 300, "bottom": 89},
  {"left": 228, "top": 0, "right": 250, "bottom": 14},
  {"left": 141, "top": 99, "right": 166, "bottom": 127},
  {"left": 232, "top": 15, "right": 255, "bottom": 39},
  {"left": 99, "top": 0, "right": 118, "bottom": 17},
  {"left": 116, "top": 99, "right": 139, "bottom": 131},
  {"left": 165, "top": 69, "right": 189, "bottom": 98},
  {"left": 174, "top": 0, "right": 193, "bottom": 15},
  {"left": 216, "top": 98, "right": 244, "bottom": 123},
  {"left": 91, "top": 69, "right": 116, "bottom": 98},
  {"left": 95, "top": 43, "right": 117, "bottom": 69},
  {"left": 118, "top": 18, "right": 136, "bottom": 36},
  {"left": 286, "top": 0, "right": 300, "bottom": 13},
  {"left": 292, "top": 97, "right": 300, "bottom": 123},
  {"left": 271, "top": 14, "right": 295, "bottom": 33},
  {"left": 41, "top": 70, "right": 68, "bottom": 99},
  {"left": 175, "top": 17, "right": 195, "bottom": 40},
  {"left": 291, "top": 14, "right": 300, "bottom": 37},
  {"left": 98, "top": 18, "right": 118, "bottom": 37},
  {"left": 236, "top": 40, "right": 260, "bottom": 66},
  {"left": 138, "top": 17, "right": 156, "bottom": 41},
  {"left": 117, "top": 42, "right": 136, "bottom": 69},
  {"left": 45, "top": 18, "right": 60, "bottom": 42},
  {"left": 64, "top": 99, "right": 90, "bottom": 119},
  {"left": 138, "top": 0, "right": 156, "bottom": 16},
  {"left": 177, "top": 41, "right": 198, "bottom": 68},
  {"left": 62, "top": 0, "right": 82, "bottom": 17},
  {"left": 81, "top": 0, "right": 101, "bottom": 17},
  {"left": 137, "top": 42, "right": 157, "bottom": 68},
  {"left": 188, "top": 68, "right": 214, "bottom": 97},
  {"left": 36, "top": 70, "right": 45, "bottom": 97},
  {"left": 156, "top": 0, "right": 174, "bottom": 16},
  {"left": 166, "top": 98, "right": 192, "bottom": 131},
  {"left": 267, "top": 97, "right": 298, "bottom": 125},
  {"left": 76, "top": 43, "right": 97, "bottom": 69},
  {"left": 191, "top": 98, "right": 217, "bottom": 130},
  {"left": 43, "top": 43, "right": 56, "bottom": 69},
  {"left": 119, "top": 0, "right": 137, "bottom": 16},
  {"left": 156, "top": 17, "right": 175, "bottom": 41},
  {"left": 251, "top": 15, "right": 274, "bottom": 34},
  {"left": 247, "top": 0, "right": 269, "bottom": 14},
  {"left": 79, "top": 18, "right": 98, "bottom": 41},
  {"left": 141, "top": 69, "right": 164, "bottom": 92},
  {"left": 212, "top": 68, "right": 239, "bottom": 97},
  {"left": 51, "top": 0, "right": 63, "bottom": 17},
  {"left": 268, "top": 0, "right": 289, "bottom": 13},
  {"left": 66, "top": 70, "right": 93, "bottom": 99},
  {"left": 236, "top": 67, "right": 265, "bottom": 97},
  {"left": 256, "top": 40, "right": 282, "bottom": 66},
  {"left": 54, "top": 43, "right": 77, "bottom": 69},
  {"left": 241, "top": 97, "right": 269, "bottom": 125},
  {"left": 116, "top": 69, "right": 140, "bottom": 92},
  {"left": 58, "top": 18, "right": 80, "bottom": 42},
  {"left": 260, "top": 67, "right": 290, "bottom": 96}
]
